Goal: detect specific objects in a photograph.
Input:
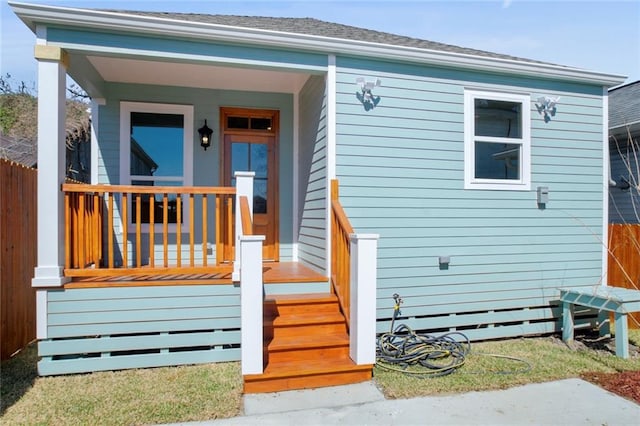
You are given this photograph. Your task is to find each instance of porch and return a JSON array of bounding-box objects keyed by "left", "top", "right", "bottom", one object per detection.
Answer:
[{"left": 37, "top": 178, "right": 378, "bottom": 393}]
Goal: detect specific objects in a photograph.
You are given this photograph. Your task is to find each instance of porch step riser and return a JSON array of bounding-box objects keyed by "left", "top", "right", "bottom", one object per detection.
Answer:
[
  {"left": 266, "top": 345, "right": 350, "bottom": 364},
  {"left": 264, "top": 282, "right": 330, "bottom": 296},
  {"left": 243, "top": 368, "right": 372, "bottom": 394},
  {"left": 264, "top": 302, "right": 340, "bottom": 317},
  {"left": 267, "top": 323, "right": 347, "bottom": 339}
]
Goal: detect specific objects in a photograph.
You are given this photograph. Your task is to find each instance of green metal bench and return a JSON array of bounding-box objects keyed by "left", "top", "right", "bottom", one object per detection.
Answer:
[{"left": 560, "top": 287, "right": 640, "bottom": 359}]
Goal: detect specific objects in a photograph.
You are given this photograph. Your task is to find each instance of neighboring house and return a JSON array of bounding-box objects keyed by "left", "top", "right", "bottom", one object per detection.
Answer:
[
  {"left": 11, "top": 2, "right": 625, "bottom": 392},
  {"left": 0, "top": 109, "right": 91, "bottom": 183},
  {"left": 609, "top": 80, "right": 640, "bottom": 224},
  {"left": 65, "top": 120, "right": 91, "bottom": 183},
  {"left": 0, "top": 133, "right": 37, "bottom": 167}
]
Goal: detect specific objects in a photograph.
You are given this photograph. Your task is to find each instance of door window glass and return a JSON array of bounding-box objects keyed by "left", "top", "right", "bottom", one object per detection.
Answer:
[{"left": 231, "top": 142, "right": 268, "bottom": 214}]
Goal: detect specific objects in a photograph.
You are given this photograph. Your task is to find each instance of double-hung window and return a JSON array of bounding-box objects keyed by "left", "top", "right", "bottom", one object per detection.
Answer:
[
  {"left": 464, "top": 90, "right": 531, "bottom": 190},
  {"left": 120, "top": 102, "right": 193, "bottom": 228}
]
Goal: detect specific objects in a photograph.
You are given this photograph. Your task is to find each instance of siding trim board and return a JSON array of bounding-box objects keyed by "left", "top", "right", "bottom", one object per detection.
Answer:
[
  {"left": 601, "top": 88, "right": 610, "bottom": 286},
  {"left": 326, "top": 54, "right": 337, "bottom": 274}
]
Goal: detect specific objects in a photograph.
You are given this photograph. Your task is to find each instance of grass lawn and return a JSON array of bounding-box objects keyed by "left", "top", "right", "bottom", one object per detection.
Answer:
[
  {"left": 374, "top": 330, "right": 640, "bottom": 399},
  {"left": 2, "top": 330, "right": 639, "bottom": 425},
  {"left": 1, "top": 344, "right": 242, "bottom": 425}
]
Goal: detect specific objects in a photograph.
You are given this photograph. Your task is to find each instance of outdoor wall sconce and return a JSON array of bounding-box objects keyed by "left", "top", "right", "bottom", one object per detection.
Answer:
[
  {"left": 356, "top": 77, "right": 382, "bottom": 110},
  {"left": 535, "top": 95, "right": 560, "bottom": 122},
  {"left": 198, "top": 120, "right": 213, "bottom": 150}
]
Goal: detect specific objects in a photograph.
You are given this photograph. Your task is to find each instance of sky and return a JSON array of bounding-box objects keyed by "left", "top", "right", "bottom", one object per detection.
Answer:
[{"left": 1, "top": 0, "right": 639, "bottom": 91}]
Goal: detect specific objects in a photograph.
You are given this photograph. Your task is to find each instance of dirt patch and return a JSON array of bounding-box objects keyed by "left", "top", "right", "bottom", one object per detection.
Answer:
[
  {"left": 546, "top": 333, "right": 640, "bottom": 405},
  {"left": 581, "top": 371, "right": 640, "bottom": 405}
]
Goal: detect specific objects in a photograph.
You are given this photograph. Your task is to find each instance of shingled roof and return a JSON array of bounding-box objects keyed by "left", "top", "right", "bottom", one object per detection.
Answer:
[
  {"left": 107, "top": 11, "right": 555, "bottom": 67},
  {"left": 609, "top": 80, "right": 640, "bottom": 131}
]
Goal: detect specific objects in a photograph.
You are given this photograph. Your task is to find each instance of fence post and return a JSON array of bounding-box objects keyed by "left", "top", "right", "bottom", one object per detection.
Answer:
[
  {"left": 233, "top": 172, "right": 254, "bottom": 282},
  {"left": 240, "top": 234, "right": 265, "bottom": 375},
  {"left": 349, "top": 233, "right": 379, "bottom": 365}
]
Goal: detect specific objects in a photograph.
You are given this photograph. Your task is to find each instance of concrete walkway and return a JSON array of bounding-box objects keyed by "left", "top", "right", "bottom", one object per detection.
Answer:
[{"left": 171, "top": 379, "right": 640, "bottom": 426}]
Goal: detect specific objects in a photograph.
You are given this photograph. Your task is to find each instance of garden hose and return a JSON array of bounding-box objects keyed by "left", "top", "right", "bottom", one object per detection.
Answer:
[
  {"left": 376, "top": 323, "right": 470, "bottom": 377},
  {"left": 376, "top": 293, "right": 532, "bottom": 377}
]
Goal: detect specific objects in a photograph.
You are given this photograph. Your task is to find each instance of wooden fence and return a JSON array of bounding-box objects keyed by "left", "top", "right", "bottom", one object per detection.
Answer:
[
  {"left": 608, "top": 223, "right": 640, "bottom": 329},
  {"left": 0, "top": 159, "right": 37, "bottom": 360}
]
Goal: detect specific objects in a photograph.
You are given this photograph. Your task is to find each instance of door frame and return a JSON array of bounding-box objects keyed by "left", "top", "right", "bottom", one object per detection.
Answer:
[{"left": 219, "top": 107, "right": 280, "bottom": 261}]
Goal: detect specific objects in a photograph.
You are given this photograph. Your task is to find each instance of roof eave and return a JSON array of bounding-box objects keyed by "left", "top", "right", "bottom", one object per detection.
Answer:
[
  {"left": 10, "top": 1, "right": 627, "bottom": 87},
  {"left": 610, "top": 120, "right": 640, "bottom": 135}
]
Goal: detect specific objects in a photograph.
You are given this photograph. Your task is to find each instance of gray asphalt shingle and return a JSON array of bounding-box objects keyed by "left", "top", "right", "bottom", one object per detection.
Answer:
[
  {"left": 609, "top": 80, "right": 640, "bottom": 129},
  {"left": 107, "top": 10, "right": 559, "bottom": 67}
]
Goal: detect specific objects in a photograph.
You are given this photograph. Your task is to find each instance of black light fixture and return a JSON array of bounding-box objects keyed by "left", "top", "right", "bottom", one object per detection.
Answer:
[{"left": 198, "top": 119, "right": 213, "bottom": 150}]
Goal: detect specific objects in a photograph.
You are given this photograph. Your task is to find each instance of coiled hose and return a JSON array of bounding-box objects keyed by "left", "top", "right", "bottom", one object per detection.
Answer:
[
  {"left": 376, "top": 323, "right": 470, "bottom": 377},
  {"left": 375, "top": 294, "right": 531, "bottom": 377}
]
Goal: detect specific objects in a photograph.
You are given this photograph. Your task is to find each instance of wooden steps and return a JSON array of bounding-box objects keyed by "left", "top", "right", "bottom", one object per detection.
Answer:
[{"left": 243, "top": 293, "right": 373, "bottom": 393}]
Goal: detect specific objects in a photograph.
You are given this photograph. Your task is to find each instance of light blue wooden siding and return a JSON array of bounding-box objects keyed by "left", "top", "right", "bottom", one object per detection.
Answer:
[
  {"left": 39, "top": 285, "right": 240, "bottom": 375},
  {"left": 335, "top": 57, "right": 604, "bottom": 339},
  {"left": 297, "top": 76, "right": 328, "bottom": 273},
  {"left": 96, "top": 84, "right": 294, "bottom": 261},
  {"left": 47, "top": 27, "right": 328, "bottom": 72},
  {"left": 609, "top": 141, "right": 640, "bottom": 224}
]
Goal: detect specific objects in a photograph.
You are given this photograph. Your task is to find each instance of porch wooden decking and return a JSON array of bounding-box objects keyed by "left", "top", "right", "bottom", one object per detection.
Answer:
[{"left": 64, "top": 261, "right": 327, "bottom": 288}]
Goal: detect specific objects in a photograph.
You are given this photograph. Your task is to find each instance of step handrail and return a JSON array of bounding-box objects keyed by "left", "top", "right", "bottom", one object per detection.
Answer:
[
  {"left": 330, "top": 179, "right": 354, "bottom": 328},
  {"left": 239, "top": 196, "right": 253, "bottom": 236}
]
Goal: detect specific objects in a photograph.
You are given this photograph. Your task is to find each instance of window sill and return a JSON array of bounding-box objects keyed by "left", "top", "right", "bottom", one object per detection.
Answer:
[{"left": 464, "top": 180, "right": 531, "bottom": 191}]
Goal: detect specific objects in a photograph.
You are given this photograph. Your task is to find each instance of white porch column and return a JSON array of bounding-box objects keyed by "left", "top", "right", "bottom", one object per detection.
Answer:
[
  {"left": 240, "top": 234, "right": 265, "bottom": 375},
  {"left": 349, "top": 233, "right": 379, "bottom": 365},
  {"left": 233, "top": 171, "right": 254, "bottom": 282},
  {"left": 32, "top": 45, "right": 70, "bottom": 287}
]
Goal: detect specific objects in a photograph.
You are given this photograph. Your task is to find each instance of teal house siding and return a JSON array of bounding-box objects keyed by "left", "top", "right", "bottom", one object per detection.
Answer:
[
  {"left": 38, "top": 285, "right": 241, "bottom": 375},
  {"left": 335, "top": 57, "right": 605, "bottom": 339},
  {"left": 297, "top": 75, "right": 328, "bottom": 272}
]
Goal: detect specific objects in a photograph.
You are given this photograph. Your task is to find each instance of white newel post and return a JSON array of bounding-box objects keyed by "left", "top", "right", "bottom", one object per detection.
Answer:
[
  {"left": 240, "top": 234, "right": 265, "bottom": 375},
  {"left": 32, "top": 45, "right": 70, "bottom": 287},
  {"left": 349, "top": 233, "right": 379, "bottom": 365},
  {"left": 233, "top": 171, "right": 255, "bottom": 282}
]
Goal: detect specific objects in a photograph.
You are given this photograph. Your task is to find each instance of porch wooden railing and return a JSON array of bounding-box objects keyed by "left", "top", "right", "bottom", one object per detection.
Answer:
[
  {"left": 331, "top": 179, "right": 354, "bottom": 327},
  {"left": 63, "top": 183, "right": 236, "bottom": 277}
]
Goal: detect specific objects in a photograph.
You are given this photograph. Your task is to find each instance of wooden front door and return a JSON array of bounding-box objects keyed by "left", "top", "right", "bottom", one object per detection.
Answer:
[{"left": 221, "top": 108, "right": 279, "bottom": 261}]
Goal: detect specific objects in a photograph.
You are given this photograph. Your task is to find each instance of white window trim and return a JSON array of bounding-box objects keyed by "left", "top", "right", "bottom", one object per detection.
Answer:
[
  {"left": 119, "top": 101, "right": 194, "bottom": 232},
  {"left": 464, "top": 90, "right": 531, "bottom": 191}
]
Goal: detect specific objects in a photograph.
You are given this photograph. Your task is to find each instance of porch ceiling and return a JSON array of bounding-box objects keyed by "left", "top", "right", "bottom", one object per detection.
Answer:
[{"left": 80, "top": 55, "right": 312, "bottom": 95}]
